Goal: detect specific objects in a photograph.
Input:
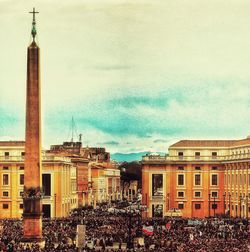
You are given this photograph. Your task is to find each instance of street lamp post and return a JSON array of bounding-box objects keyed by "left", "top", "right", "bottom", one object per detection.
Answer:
[
  {"left": 213, "top": 196, "right": 216, "bottom": 217},
  {"left": 239, "top": 195, "right": 242, "bottom": 218},
  {"left": 93, "top": 189, "right": 97, "bottom": 209},
  {"left": 228, "top": 194, "right": 231, "bottom": 218},
  {"left": 137, "top": 200, "right": 142, "bottom": 237},
  {"left": 82, "top": 190, "right": 84, "bottom": 207},
  {"left": 54, "top": 193, "right": 57, "bottom": 218},
  {"left": 127, "top": 204, "right": 133, "bottom": 249},
  {"left": 246, "top": 196, "right": 249, "bottom": 219},
  {"left": 167, "top": 193, "right": 170, "bottom": 211},
  {"left": 208, "top": 193, "right": 211, "bottom": 218},
  {"left": 88, "top": 181, "right": 93, "bottom": 206},
  {"left": 223, "top": 193, "right": 226, "bottom": 216}
]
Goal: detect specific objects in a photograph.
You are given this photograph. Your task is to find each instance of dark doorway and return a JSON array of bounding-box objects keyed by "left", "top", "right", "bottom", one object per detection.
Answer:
[
  {"left": 42, "top": 174, "right": 51, "bottom": 196},
  {"left": 43, "top": 204, "right": 51, "bottom": 218}
]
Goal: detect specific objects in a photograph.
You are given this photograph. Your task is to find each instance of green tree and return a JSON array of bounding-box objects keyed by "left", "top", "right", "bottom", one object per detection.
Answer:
[{"left": 119, "top": 161, "right": 142, "bottom": 199}]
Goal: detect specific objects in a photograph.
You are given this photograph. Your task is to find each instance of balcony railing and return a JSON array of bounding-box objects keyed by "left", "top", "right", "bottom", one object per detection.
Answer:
[
  {"left": 142, "top": 155, "right": 224, "bottom": 162},
  {"left": 42, "top": 156, "right": 72, "bottom": 162},
  {"left": 0, "top": 156, "right": 24, "bottom": 161},
  {"left": 0, "top": 155, "right": 71, "bottom": 162},
  {"left": 224, "top": 153, "right": 250, "bottom": 161},
  {"left": 142, "top": 155, "right": 167, "bottom": 161},
  {"left": 150, "top": 195, "right": 166, "bottom": 201},
  {"left": 142, "top": 153, "right": 250, "bottom": 162},
  {"left": 168, "top": 156, "right": 224, "bottom": 161}
]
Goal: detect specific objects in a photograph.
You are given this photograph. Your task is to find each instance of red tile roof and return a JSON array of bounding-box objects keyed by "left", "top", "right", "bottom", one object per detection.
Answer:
[
  {"left": 170, "top": 140, "right": 237, "bottom": 148},
  {"left": 0, "top": 141, "right": 25, "bottom": 146},
  {"left": 232, "top": 138, "right": 250, "bottom": 146}
]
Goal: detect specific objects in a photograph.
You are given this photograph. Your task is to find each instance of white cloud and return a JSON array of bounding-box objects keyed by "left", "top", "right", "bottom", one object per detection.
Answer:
[{"left": 0, "top": 0, "right": 249, "bottom": 153}]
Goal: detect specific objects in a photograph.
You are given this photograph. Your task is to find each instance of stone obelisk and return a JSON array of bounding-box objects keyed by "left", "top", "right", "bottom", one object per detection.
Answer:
[{"left": 22, "top": 8, "right": 43, "bottom": 244}]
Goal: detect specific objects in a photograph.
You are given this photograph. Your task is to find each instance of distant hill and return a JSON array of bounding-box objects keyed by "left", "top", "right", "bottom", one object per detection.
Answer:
[{"left": 111, "top": 152, "right": 165, "bottom": 162}]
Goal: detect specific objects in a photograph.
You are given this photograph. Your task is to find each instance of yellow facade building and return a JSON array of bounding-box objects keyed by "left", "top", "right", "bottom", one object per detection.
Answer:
[
  {"left": 224, "top": 138, "right": 250, "bottom": 218},
  {"left": 104, "top": 163, "right": 121, "bottom": 202},
  {"left": 0, "top": 141, "right": 77, "bottom": 218},
  {"left": 90, "top": 161, "right": 121, "bottom": 205},
  {"left": 142, "top": 137, "right": 250, "bottom": 218},
  {"left": 48, "top": 142, "right": 121, "bottom": 208}
]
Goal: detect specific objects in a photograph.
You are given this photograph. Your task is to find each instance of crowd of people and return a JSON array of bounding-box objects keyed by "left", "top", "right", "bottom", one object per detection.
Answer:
[{"left": 0, "top": 202, "right": 249, "bottom": 251}]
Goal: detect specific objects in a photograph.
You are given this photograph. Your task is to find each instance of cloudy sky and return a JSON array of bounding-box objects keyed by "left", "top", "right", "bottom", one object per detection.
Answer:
[{"left": 0, "top": 0, "right": 249, "bottom": 153}]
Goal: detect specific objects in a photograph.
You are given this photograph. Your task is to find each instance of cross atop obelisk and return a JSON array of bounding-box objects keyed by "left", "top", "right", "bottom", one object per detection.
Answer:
[{"left": 29, "top": 7, "right": 39, "bottom": 41}]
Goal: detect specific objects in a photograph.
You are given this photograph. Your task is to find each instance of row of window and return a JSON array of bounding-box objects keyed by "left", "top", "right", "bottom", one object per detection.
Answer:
[
  {"left": 177, "top": 150, "right": 250, "bottom": 158},
  {"left": 177, "top": 191, "right": 218, "bottom": 198},
  {"left": 1, "top": 174, "right": 24, "bottom": 186},
  {"left": 177, "top": 203, "right": 218, "bottom": 210},
  {"left": 0, "top": 174, "right": 77, "bottom": 197},
  {"left": 1, "top": 152, "right": 25, "bottom": 156},
  {"left": 2, "top": 203, "right": 23, "bottom": 210},
  {"left": 177, "top": 166, "right": 218, "bottom": 170},
  {"left": 0, "top": 166, "right": 24, "bottom": 170},
  {"left": 177, "top": 174, "right": 218, "bottom": 186},
  {"left": 1, "top": 190, "right": 25, "bottom": 197},
  {"left": 1, "top": 190, "right": 24, "bottom": 198},
  {"left": 152, "top": 174, "right": 219, "bottom": 197},
  {"left": 1, "top": 174, "right": 51, "bottom": 195},
  {"left": 178, "top": 152, "right": 218, "bottom": 157},
  {"left": 2, "top": 199, "right": 78, "bottom": 210}
]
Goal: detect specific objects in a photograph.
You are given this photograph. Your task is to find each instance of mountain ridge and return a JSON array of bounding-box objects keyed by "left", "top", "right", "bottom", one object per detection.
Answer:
[{"left": 111, "top": 151, "right": 165, "bottom": 162}]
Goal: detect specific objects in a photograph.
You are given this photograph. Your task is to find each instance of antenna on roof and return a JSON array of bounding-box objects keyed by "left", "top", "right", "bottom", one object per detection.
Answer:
[
  {"left": 67, "top": 116, "right": 79, "bottom": 143},
  {"left": 71, "top": 117, "right": 74, "bottom": 142}
]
